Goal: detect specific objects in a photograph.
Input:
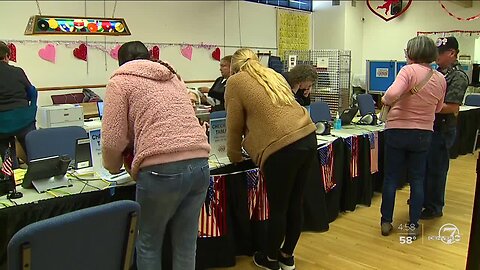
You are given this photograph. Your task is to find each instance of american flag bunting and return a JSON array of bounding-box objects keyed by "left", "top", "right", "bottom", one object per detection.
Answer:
[
  {"left": 318, "top": 143, "right": 336, "bottom": 193},
  {"left": 346, "top": 136, "right": 360, "bottom": 179},
  {"left": 198, "top": 175, "right": 227, "bottom": 238}
]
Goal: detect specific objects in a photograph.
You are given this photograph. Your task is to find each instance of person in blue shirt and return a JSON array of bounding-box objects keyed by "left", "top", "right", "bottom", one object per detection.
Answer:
[{"left": 0, "top": 41, "right": 37, "bottom": 167}]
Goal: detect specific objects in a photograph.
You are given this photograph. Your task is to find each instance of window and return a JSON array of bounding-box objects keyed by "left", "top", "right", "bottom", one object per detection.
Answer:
[{"left": 245, "top": 0, "right": 312, "bottom": 12}]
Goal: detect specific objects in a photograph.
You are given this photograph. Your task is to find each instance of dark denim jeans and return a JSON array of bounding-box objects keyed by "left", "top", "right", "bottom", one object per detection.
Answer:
[
  {"left": 136, "top": 158, "right": 209, "bottom": 270},
  {"left": 424, "top": 127, "right": 457, "bottom": 214},
  {"left": 381, "top": 129, "right": 432, "bottom": 226},
  {"left": 0, "top": 121, "right": 36, "bottom": 168}
]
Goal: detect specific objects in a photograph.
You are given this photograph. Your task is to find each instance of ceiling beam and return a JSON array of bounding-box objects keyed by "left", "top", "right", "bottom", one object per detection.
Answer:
[{"left": 451, "top": 0, "right": 473, "bottom": 8}]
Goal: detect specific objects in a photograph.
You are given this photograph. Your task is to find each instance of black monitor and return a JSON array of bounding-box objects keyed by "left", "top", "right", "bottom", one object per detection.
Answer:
[{"left": 22, "top": 155, "right": 71, "bottom": 192}]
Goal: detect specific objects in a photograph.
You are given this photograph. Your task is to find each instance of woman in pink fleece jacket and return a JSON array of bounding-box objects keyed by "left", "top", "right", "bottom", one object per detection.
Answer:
[
  {"left": 101, "top": 41, "right": 210, "bottom": 270},
  {"left": 380, "top": 36, "right": 446, "bottom": 239}
]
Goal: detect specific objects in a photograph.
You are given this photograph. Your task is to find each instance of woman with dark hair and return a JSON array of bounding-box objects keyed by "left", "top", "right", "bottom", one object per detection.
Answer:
[
  {"left": 102, "top": 41, "right": 210, "bottom": 270},
  {"left": 0, "top": 41, "right": 36, "bottom": 167},
  {"left": 283, "top": 64, "right": 318, "bottom": 106}
]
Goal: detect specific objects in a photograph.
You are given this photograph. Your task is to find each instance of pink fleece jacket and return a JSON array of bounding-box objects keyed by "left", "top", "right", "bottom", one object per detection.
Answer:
[
  {"left": 383, "top": 64, "right": 446, "bottom": 131},
  {"left": 101, "top": 60, "right": 210, "bottom": 178}
]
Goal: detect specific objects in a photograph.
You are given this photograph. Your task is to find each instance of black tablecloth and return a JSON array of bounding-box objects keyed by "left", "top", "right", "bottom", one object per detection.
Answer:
[
  {"left": 0, "top": 132, "right": 385, "bottom": 270},
  {"left": 450, "top": 108, "right": 480, "bottom": 159}
]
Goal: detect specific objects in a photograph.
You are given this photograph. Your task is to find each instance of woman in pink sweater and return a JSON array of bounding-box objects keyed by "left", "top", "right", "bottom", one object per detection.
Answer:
[
  {"left": 380, "top": 36, "right": 446, "bottom": 239},
  {"left": 101, "top": 41, "right": 210, "bottom": 270}
]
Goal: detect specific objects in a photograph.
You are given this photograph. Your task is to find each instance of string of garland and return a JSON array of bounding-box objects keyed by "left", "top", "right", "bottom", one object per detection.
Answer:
[
  {"left": 417, "top": 30, "right": 480, "bottom": 37},
  {"left": 438, "top": 0, "right": 480, "bottom": 21},
  {"left": 3, "top": 39, "right": 219, "bottom": 53}
]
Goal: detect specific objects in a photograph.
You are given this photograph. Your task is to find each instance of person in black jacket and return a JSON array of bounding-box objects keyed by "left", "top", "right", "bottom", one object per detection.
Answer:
[
  {"left": 0, "top": 41, "right": 36, "bottom": 167},
  {"left": 283, "top": 64, "right": 318, "bottom": 106},
  {"left": 200, "top": 55, "right": 232, "bottom": 111}
]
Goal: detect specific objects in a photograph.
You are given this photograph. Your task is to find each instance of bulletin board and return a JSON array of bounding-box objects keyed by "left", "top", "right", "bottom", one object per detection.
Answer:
[
  {"left": 366, "top": 60, "right": 396, "bottom": 94},
  {"left": 396, "top": 61, "right": 407, "bottom": 75},
  {"left": 277, "top": 9, "right": 310, "bottom": 60}
]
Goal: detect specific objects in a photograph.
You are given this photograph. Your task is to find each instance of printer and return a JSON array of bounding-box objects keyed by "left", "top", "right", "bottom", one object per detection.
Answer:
[{"left": 38, "top": 104, "right": 84, "bottom": 128}]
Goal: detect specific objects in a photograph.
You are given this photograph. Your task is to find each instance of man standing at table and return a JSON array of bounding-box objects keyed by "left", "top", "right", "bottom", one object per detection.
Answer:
[{"left": 422, "top": 37, "right": 469, "bottom": 219}]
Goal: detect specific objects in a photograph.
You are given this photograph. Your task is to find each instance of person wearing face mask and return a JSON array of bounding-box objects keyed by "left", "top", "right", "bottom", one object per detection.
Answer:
[
  {"left": 283, "top": 64, "right": 318, "bottom": 106},
  {"left": 199, "top": 55, "right": 232, "bottom": 111}
]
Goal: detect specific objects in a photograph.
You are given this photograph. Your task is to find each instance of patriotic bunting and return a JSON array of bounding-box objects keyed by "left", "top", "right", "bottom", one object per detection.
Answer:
[
  {"left": 318, "top": 143, "right": 336, "bottom": 193},
  {"left": 346, "top": 136, "right": 360, "bottom": 179}
]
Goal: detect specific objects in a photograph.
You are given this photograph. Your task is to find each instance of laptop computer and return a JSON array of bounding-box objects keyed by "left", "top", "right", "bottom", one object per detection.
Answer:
[
  {"left": 340, "top": 106, "right": 358, "bottom": 126},
  {"left": 96, "top": 101, "right": 104, "bottom": 119}
]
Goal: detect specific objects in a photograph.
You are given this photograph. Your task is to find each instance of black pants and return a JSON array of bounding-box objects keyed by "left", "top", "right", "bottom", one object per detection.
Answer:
[
  {"left": 0, "top": 122, "right": 36, "bottom": 167},
  {"left": 262, "top": 132, "right": 317, "bottom": 260}
]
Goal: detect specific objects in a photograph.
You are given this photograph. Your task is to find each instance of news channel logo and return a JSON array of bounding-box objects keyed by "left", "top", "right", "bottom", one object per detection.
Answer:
[{"left": 427, "top": 223, "right": 461, "bottom": 245}]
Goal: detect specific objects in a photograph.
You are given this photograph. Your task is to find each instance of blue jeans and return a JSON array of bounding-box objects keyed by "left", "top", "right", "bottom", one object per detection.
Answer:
[
  {"left": 424, "top": 127, "right": 457, "bottom": 214},
  {"left": 381, "top": 129, "right": 432, "bottom": 226},
  {"left": 136, "top": 158, "right": 210, "bottom": 270}
]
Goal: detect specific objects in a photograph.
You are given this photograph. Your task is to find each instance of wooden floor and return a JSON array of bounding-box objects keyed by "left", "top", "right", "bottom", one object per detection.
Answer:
[{"left": 214, "top": 153, "right": 478, "bottom": 270}]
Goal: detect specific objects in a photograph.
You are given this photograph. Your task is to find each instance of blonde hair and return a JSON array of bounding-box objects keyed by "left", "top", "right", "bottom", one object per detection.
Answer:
[{"left": 231, "top": 48, "right": 294, "bottom": 106}]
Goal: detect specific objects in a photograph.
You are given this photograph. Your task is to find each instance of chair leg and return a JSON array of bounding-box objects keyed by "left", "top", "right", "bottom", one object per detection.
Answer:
[
  {"left": 123, "top": 211, "right": 138, "bottom": 270},
  {"left": 21, "top": 243, "right": 31, "bottom": 270}
]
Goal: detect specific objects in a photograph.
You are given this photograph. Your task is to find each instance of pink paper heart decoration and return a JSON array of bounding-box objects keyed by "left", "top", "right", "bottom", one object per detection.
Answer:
[
  {"left": 38, "top": 44, "right": 56, "bottom": 63},
  {"left": 149, "top": 46, "right": 160, "bottom": 61},
  {"left": 110, "top": 45, "right": 121, "bottom": 60},
  {"left": 212, "top": 47, "right": 221, "bottom": 61},
  {"left": 181, "top": 45, "right": 193, "bottom": 61},
  {"left": 7, "top": 43, "right": 16, "bottom": 62},
  {"left": 73, "top": 44, "right": 88, "bottom": 61}
]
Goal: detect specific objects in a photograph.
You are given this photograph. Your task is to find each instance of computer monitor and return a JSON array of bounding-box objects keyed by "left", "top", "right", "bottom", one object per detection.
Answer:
[
  {"left": 22, "top": 155, "right": 71, "bottom": 193},
  {"left": 97, "top": 101, "right": 104, "bottom": 119}
]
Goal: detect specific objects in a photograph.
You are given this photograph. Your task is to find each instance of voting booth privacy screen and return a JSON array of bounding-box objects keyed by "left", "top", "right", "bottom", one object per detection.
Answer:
[{"left": 367, "top": 60, "right": 442, "bottom": 94}]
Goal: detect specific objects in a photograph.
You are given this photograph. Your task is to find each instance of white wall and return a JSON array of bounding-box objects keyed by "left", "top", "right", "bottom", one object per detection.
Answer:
[
  {"left": 313, "top": 2, "right": 345, "bottom": 50},
  {"left": 475, "top": 38, "right": 480, "bottom": 64},
  {"left": 0, "top": 1, "right": 281, "bottom": 105},
  {"left": 361, "top": 1, "right": 480, "bottom": 72}
]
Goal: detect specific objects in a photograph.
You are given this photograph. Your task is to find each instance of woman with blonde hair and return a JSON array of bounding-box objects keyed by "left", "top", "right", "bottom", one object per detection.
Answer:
[{"left": 226, "top": 48, "right": 317, "bottom": 270}]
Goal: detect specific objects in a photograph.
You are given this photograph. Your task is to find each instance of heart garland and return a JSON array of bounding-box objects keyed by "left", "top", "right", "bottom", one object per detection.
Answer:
[
  {"left": 7, "top": 43, "right": 16, "bottom": 62},
  {"left": 212, "top": 47, "right": 221, "bottom": 61},
  {"left": 73, "top": 43, "right": 88, "bottom": 61},
  {"left": 438, "top": 0, "right": 480, "bottom": 21},
  {"left": 109, "top": 45, "right": 121, "bottom": 60},
  {"left": 181, "top": 45, "right": 193, "bottom": 61},
  {"left": 38, "top": 44, "right": 56, "bottom": 63},
  {"left": 149, "top": 46, "right": 160, "bottom": 61}
]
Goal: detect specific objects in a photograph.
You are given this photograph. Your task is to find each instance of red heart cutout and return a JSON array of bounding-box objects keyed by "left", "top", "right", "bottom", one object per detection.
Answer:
[
  {"left": 212, "top": 47, "right": 221, "bottom": 61},
  {"left": 149, "top": 46, "right": 160, "bottom": 61},
  {"left": 366, "top": 0, "right": 412, "bottom": 22},
  {"left": 73, "top": 44, "right": 88, "bottom": 61},
  {"left": 7, "top": 43, "right": 16, "bottom": 62}
]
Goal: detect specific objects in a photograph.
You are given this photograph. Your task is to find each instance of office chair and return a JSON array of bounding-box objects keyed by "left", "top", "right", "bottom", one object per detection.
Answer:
[
  {"left": 465, "top": 94, "right": 480, "bottom": 152},
  {"left": 310, "top": 101, "right": 332, "bottom": 123},
  {"left": 25, "top": 126, "right": 88, "bottom": 162},
  {"left": 7, "top": 200, "right": 140, "bottom": 270},
  {"left": 357, "top": 94, "right": 376, "bottom": 116},
  {"left": 465, "top": 94, "right": 480, "bottom": 107},
  {"left": 210, "top": 110, "right": 227, "bottom": 120}
]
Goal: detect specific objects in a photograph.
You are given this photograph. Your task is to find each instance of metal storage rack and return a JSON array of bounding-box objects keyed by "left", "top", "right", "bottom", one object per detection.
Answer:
[{"left": 284, "top": 50, "right": 352, "bottom": 116}]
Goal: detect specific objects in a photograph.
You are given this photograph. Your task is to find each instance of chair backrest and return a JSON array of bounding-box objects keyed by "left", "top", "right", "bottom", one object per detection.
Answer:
[
  {"left": 357, "top": 94, "right": 376, "bottom": 116},
  {"left": 51, "top": 93, "right": 85, "bottom": 105},
  {"left": 465, "top": 94, "right": 480, "bottom": 107},
  {"left": 310, "top": 101, "right": 332, "bottom": 123},
  {"left": 210, "top": 110, "right": 227, "bottom": 120},
  {"left": 25, "top": 126, "right": 88, "bottom": 162},
  {"left": 8, "top": 200, "right": 140, "bottom": 270}
]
